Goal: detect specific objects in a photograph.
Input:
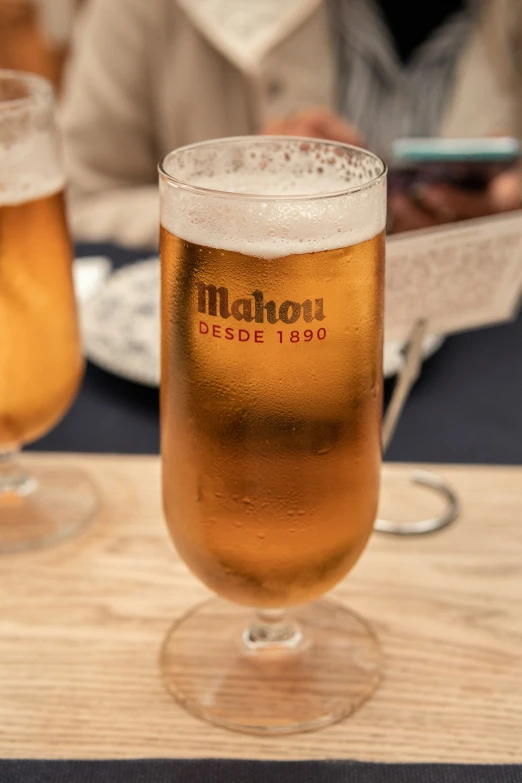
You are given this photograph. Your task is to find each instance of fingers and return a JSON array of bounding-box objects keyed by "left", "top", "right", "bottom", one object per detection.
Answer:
[
  {"left": 262, "top": 116, "right": 310, "bottom": 136},
  {"left": 418, "top": 184, "right": 494, "bottom": 220},
  {"left": 302, "top": 108, "right": 364, "bottom": 146},
  {"left": 390, "top": 170, "right": 522, "bottom": 233},
  {"left": 389, "top": 193, "right": 440, "bottom": 234},
  {"left": 262, "top": 107, "right": 364, "bottom": 146},
  {"left": 490, "top": 170, "right": 522, "bottom": 212}
]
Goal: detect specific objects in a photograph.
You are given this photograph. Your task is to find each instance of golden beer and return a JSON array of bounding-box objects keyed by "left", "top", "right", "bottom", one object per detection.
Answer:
[
  {"left": 0, "top": 188, "right": 83, "bottom": 448},
  {"left": 159, "top": 137, "right": 386, "bottom": 734},
  {"left": 0, "top": 70, "right": 96, "bottom": 555},
  {"left": 161, "top": 229, "right": 384, "bottom": 608}
]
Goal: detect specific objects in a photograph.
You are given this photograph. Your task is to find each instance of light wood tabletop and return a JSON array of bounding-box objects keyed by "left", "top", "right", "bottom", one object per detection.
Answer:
[{"left": 1, "top": 454, "right": 521, "bottom": 762}]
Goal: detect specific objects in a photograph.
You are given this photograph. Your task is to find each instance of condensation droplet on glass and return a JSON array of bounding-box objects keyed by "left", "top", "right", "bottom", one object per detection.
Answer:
[{"left": 316, "top": 446, "right": 332, "bottom": 455}]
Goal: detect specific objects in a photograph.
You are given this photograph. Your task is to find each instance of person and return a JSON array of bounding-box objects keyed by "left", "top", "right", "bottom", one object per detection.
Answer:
[{"left": 61, "top": 0, "right": 522, "bottom": 248}]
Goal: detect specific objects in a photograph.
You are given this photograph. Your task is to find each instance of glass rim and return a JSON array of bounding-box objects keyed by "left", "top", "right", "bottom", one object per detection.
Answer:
[
  {"left": 159, "top": 135, "right": 387, "bottom": 202},
  {"left": 0, "top": 69, "right": 53, "bottom": 111}
]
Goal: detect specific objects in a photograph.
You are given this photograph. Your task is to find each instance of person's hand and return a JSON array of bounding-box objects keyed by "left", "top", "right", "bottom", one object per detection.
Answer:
[
  {"left": 390, "top": 169, "right": 521, "bottom": 234},
  {"left": 262, "top": 107, "right": 364, "bottom": 146}
]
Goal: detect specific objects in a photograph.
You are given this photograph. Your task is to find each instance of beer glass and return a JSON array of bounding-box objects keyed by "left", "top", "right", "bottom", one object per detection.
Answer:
[
  {"left": 0, "top": 71, "right": 97, "bottom": 552},
  {"left": 160, "top": 137, "right": 386, "bottom": 733}
]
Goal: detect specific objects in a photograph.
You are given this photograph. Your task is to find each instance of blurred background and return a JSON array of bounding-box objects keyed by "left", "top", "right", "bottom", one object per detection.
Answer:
[
  {"left": 3, "top": 0, "right": 521, "bottom": 246},
  {"left": 0, "top": 0, "right": 81, "bottom": 90}
]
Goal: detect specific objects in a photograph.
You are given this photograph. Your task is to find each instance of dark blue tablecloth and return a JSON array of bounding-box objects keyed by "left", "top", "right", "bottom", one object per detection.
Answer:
[
  {"left": 0, "top": 760, "right": 521, "bottom": 783},
  {"left": 28, "top": 243, "right": 522, "bottom": 464}
]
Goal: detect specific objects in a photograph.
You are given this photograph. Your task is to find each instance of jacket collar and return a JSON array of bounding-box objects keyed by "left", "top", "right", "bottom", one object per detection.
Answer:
[{"left": 176, "top": 0, "right": 323, "bottom": 73}]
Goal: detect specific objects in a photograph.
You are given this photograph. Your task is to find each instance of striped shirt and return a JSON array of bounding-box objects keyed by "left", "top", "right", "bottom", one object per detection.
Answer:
[{"left": 332, "top": 0, "right": 477, "bottom": 157}]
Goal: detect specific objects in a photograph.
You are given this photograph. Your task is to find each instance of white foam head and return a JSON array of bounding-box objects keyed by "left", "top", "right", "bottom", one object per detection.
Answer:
[
  {"left": 0, "top": 71, "right": 64, "bottom": 206},
  {"left": 160, "top": 137, "right": 386, "bottom": 258}
]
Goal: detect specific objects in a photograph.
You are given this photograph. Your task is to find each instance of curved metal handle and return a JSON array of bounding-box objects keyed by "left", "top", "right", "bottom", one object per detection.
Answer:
[{"left": 375, "top": 470, "right": 460, "bottom": 535}]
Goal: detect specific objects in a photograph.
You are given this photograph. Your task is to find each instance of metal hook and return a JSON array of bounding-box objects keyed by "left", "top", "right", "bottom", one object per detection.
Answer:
[
  {"left": 374, "top": 469, "right": 460, "bottom": 535},
  {"left": 376, "top": 319, "right": 461, "bottom": 535}
]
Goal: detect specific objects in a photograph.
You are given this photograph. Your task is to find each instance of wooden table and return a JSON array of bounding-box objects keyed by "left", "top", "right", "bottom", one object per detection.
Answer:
[{"left": 1, "top": 455, "right": 521, "bottom": 762}]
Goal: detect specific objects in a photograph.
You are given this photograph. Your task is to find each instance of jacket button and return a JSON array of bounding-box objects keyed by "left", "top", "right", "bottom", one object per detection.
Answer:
[{"left": 266, "top": 78, "right": 284, "bottom": 99}]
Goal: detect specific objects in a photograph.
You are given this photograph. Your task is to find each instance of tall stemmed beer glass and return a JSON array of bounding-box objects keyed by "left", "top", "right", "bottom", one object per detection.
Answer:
[
  {"left": 0, "top": 71, "right": 97, "bottom": 552},
  {"left": 159, "top": 137, "right": 386, "bottom": 734}
]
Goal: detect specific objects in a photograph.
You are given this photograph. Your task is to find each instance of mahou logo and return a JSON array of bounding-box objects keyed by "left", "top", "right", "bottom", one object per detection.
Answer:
[{"left": 197, "top": 283, "right": 325, "bottom": 325}]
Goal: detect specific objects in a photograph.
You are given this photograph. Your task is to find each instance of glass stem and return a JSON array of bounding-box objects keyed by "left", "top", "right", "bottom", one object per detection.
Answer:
[
  {"left": 243, "top": 608, "right": 304, "bottom": 651},
  {"left": 0, "top": 449, "right": 37, "bottom": 499}
]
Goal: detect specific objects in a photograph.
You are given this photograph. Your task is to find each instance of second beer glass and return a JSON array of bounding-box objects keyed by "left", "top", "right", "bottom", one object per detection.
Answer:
[
  {"left": 160, "top": 137, "right": 386, "bottom": 734},
  {"left": 0, "top": 70, "right": 97, "bottom": 553}
]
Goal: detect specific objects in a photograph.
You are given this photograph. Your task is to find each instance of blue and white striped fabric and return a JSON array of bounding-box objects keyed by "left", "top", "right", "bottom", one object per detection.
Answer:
[{"left": 331, "top": 0, "right": 478, "bottom": 157}]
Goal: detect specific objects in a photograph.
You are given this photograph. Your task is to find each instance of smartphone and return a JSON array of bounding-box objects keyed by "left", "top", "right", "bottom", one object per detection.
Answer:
[{"left": 389, "top": 137, "right": 520, "bottom": 193}]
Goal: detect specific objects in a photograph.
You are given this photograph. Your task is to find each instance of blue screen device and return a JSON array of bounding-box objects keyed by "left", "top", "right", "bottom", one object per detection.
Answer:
[{"left": 389, "top": 137, "right": 520, "bottom": 193}]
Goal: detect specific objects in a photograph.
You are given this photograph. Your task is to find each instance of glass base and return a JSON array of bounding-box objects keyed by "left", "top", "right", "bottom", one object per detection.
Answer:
[
  {"left": 0, "top": 464, "right": 98, "bottom": 553},
  {"left": 160, "top": 597, "right": 381, "bottom": 735}
]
